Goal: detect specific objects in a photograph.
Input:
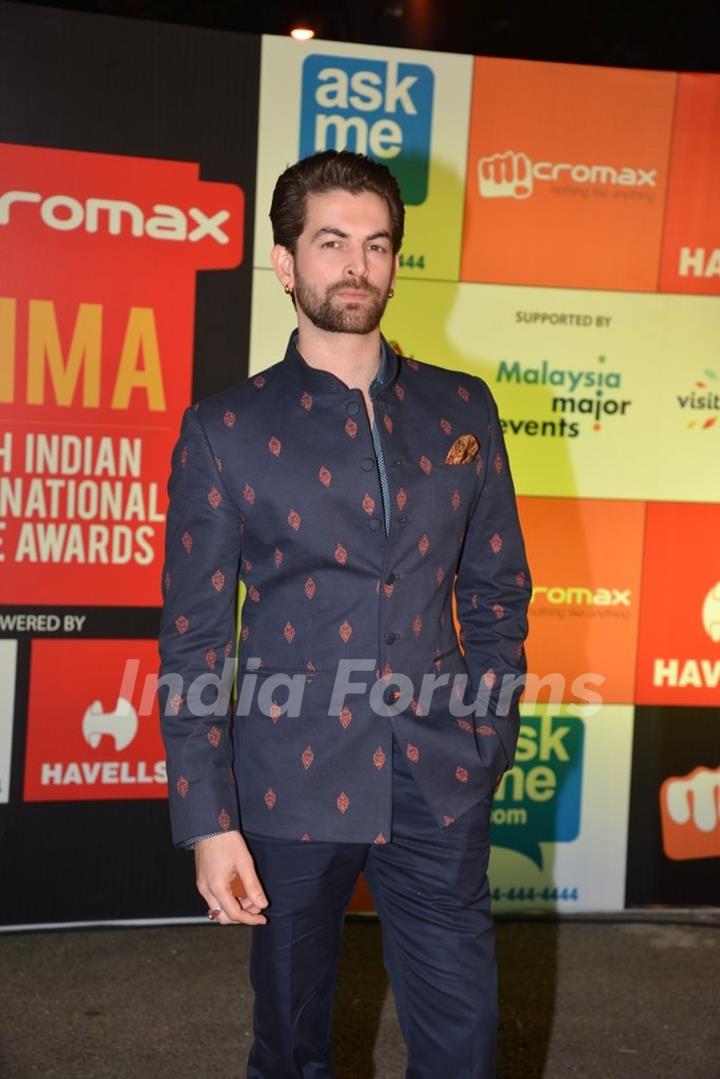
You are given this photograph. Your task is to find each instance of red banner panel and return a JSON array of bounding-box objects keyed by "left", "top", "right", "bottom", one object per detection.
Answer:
[
  {"left": 635, "top": 503, "right": 720, "bottom": 706},
  {"left": 0, "top": 143, "right": 244, "bottom": 605},
  {"left": 24, "top": 637, "right": 167, "bottom": 802},
  {"left": 659, "top": 74, "right": 720, "bottom": 296}
]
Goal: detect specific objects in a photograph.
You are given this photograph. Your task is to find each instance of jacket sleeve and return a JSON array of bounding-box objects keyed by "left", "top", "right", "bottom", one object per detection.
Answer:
[
  {"left": 453, "top": 378, "right": 531, "bottom": 772},
  {"left": 157, "top": 405, "right": 242, "bottom": 848}
]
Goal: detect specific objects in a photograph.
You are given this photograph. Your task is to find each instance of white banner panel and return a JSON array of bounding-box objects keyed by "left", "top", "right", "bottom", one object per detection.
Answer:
[
  {"left": 255, "top": 35, "right": 473, "bottom": 282},
  {"left": 488, "top": 704, "right": 634, "bottom": 913},
  {"left": 0, "top": 639, "right": 18, "bottom": 804}
]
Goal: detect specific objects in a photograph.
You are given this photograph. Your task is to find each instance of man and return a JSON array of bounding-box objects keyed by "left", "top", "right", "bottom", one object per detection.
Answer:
[{"left": 158, "top": 149, "right": 531, "bottom": 1078}]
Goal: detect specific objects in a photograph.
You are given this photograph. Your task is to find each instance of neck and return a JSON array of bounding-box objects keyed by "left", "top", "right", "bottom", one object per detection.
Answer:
[{"left": 295, "top": 316, "right": 382, "bottom": 391}]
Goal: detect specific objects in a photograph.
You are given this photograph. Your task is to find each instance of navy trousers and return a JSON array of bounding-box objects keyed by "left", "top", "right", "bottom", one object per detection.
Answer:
[{"left": 243, "top": 736, "right": 498, "bottom": 1079}]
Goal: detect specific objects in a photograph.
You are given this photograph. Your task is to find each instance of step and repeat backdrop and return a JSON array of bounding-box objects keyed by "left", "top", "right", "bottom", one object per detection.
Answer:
[{"left": 0, "top": 2, "right": 718, "bottom": 927}]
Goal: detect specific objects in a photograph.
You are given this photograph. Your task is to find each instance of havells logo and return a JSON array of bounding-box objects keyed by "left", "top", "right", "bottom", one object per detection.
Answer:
[
  {"left": 703, "top": 582, "right": 720, "bottom": 643},
  {"left": 39, "top": 694, "right": 166, "bottom": 788},
  {"left": 300, "top": 55, "right": 434, "bottom": 205},
  {"left": 82, "top": 697, "right": 138, "bottom": 751}
]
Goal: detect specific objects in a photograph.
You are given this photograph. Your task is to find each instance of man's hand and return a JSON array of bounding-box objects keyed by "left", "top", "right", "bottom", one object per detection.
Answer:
[{"left": 195, "top": 830, "right": 269, "bottom": 926}]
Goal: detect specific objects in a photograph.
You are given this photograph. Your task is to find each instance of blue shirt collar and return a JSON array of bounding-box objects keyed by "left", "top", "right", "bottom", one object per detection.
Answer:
[{"left": 284, "top": 331, "right": 399, "bottom": 396}]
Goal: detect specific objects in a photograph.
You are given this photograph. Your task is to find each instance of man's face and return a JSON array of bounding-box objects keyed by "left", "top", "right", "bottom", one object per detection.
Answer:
[{"left": 279, "top": 189, "right": 398, "bottom": 335}]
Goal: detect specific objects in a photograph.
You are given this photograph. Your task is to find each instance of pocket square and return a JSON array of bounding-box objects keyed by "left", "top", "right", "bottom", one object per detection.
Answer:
[{"left": 445, "top": 433, "right": 480, "bottom": 465}]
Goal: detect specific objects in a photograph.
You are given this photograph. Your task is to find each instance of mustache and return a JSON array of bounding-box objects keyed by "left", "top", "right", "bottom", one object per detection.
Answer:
[{"left": 329, "top": 279, "right": 379, "bottom": 296}]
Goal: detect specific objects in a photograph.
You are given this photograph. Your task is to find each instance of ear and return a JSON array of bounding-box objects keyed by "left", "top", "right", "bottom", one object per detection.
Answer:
[{"left": 271, "top": 244, "right": 295, "bottom": 292}]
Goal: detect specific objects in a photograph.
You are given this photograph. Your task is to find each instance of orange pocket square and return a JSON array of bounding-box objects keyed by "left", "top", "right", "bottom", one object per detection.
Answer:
[{"left": 444, "top": 433, "right": 480, "bottom": 464}]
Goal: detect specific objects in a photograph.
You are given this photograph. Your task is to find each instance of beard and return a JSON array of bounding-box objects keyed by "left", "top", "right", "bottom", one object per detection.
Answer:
[{"left": 293, "top": 273, "right": 391, "bottom": 335}]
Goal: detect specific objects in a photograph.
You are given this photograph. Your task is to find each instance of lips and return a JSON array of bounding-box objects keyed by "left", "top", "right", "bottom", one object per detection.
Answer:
[
  {"left": 331, "top": 280, "right": 375, "bottom": 301},
  {"left": 335, "top": 288, "right": 370, "bottom": 300}
]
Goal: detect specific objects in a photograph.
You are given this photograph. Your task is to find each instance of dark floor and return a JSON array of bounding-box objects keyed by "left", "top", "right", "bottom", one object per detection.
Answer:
[{"left": 1, "top": 915, "right": 719, "bottom": 1078}]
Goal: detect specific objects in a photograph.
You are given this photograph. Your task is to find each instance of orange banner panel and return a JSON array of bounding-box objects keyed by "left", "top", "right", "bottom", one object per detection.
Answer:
[
  {"left": 460, "top": 59, "right": 676, "bottom": 291},
  {"left": 659, "top": 74, "right": 720, "bottom": 296},
  {"left": 517, "top": 497, "right": 646, "bottom": 704}
]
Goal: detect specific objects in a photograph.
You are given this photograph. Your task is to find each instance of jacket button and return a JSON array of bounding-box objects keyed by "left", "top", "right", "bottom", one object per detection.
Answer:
[
  {"left": 346, "top": 400, "right": 360, "bottom": 416},
  {"left": 369, "top": 517, "right": 382, "bottom": 531},
  {"left": 385, "top": 572, "right": 396, "bottom": 585},
  {"left": 360, "top": 456, "right": 375, "bottom": 471},
  {"left": 397, "top": 516, "right": 408, "bottom": 526},
  {"left": 385, "top": 632, "right": 399, "bottom": 645}
]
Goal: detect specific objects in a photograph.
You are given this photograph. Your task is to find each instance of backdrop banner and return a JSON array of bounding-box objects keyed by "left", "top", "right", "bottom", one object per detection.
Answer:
[
  {"left": 0, "top": 1, "right": 260, "bottom": 928},
  {"left": 0, "top": 3, "right": 717, "bottom": 926}
]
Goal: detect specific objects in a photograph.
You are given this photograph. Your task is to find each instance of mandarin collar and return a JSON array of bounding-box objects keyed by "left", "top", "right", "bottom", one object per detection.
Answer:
[{"left": 282, "top": 331, "right": 399, "bottom": 396}]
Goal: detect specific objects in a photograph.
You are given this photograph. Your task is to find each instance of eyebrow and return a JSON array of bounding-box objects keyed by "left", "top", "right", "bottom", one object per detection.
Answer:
[{"left": 312, "top": 227, "right": 392, "bottom": 243}]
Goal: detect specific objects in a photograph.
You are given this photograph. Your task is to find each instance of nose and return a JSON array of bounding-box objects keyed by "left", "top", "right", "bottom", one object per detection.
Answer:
[{"left": 344, "top": 243, "right": 369, "bottom": 279}]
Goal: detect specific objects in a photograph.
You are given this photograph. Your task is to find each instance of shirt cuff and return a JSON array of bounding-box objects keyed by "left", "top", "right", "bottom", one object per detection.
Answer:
[{"left": 180, "top": 831, "right": 226, "bottom": 850}]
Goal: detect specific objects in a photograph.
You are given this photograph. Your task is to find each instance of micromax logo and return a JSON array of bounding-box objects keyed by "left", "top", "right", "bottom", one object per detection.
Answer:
[
  {"left": 0, "top": 190, "right": 232, "bottom": 244},
  {"left": 531, "top": 586, "right": 631, "bottom": 607},
  {"left": 660, "top": 765, "right": 720, "bottom": 861},
  {"left": 478, "top": 150, "right": 657, "bottom": 200}
]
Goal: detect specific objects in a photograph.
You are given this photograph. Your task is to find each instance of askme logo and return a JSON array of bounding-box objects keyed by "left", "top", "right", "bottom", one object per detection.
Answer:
[
  {"left": 300, "top": 55, "right": 434, "bottom": 205},
  {"left": 492, "top": 712, "right": 584, "bottom": 868},
  {"left": 0, "top": 190, "right": 232, "bottom": 244},
  {"left": 478, "top": 150, "right": 657, "bottom": 200}
]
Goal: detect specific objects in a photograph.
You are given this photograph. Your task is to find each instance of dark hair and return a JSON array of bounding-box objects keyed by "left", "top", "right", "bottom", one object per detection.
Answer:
[{"left": 270, "top": 150, "right": 405, "bottom": 255}]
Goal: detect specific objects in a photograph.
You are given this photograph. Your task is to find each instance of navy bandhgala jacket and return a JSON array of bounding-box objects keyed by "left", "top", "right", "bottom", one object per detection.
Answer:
[{"left": 158, "top": 334, "right": 531, "bottom": 848}]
